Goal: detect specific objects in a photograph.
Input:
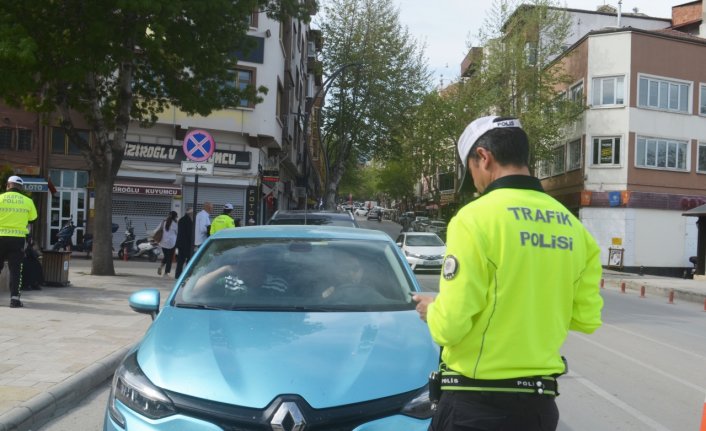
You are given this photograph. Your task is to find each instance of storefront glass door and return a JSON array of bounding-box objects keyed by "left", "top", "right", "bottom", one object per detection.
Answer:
[{"left": 47, "top": 170, "right": 88, "bottom": 249}]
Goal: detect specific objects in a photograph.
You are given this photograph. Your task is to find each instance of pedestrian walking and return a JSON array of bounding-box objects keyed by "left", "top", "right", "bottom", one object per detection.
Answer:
[
  {"left": 195, "top": 202, "right": 213, "bottom": 248},
  {"left": 412, "top": 116, "right": 603, "bottom": 431},
  {"left": 0, "top": 176, "right": 38, "bottom": 308},
  {"left": 209, "top": 203, "right": 235, "bottom": 235},
  {"left": 175, "top": 208, "right": 193, "bottom": 279},
  {"left": 156, "top": 211, "right": 178, "bottom": 277}
]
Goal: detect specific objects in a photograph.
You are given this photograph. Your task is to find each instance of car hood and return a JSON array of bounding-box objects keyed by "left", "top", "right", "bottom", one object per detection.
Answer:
[
  {"left": 137, "top": 307, "right": 438, "bottom": 409},
  {"left": 405, "top": 246, "right": 446, "bottom": 256}
]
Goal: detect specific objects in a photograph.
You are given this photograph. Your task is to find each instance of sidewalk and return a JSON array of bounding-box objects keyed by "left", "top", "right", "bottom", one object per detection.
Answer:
[
  {"left": 0, "top": 259, "right": 705, "bottom": 431},
  {"left": 0, "top": 257, "right": 174, "bottom": 431}
]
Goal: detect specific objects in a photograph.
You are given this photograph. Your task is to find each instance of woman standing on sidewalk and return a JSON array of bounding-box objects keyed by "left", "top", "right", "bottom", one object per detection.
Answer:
[{"left": 156, "top": 211, "right": 178, "bottom": 277}]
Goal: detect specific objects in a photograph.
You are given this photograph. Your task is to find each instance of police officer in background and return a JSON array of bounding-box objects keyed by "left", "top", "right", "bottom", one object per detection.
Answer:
[
  {"left": 0, "top": 176, "right": 38, "bottom": 308},
  {"left": 413, "top": 116, "right": 603, "bottom": 430},
  {"left": 209, "top": 203, "right": 235, "bottom": 235}
]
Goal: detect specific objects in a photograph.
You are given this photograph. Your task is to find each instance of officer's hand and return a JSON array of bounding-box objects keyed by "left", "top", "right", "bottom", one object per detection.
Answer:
[{"left": 411, "top": 294, "right": 434, "bottom": 322}]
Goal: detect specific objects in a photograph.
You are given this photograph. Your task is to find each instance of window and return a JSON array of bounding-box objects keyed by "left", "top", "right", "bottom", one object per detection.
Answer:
[
  {"left": 246, "top": 9, "right": 258, "bottom": 28},
  {"left": 638, "top": 75, "right": 690, "bottom": 113},
  {"left": 569, "top": 81, "right": 583, "bottom": 103},
  {"left": 636, "top": 136, "right": 688, "bottom": 171},
  {"left": 698, "top": 142, "right": 706, "bottom": 173},
  {"left": 591, "top": 76, "right": 624, "bottom": 106},
  {"left": 0, "top": 127, "right": 32, "bottom": 151},
  {"left": 567, "top": 139, "right": 582, "bottom": 171},
  {"left": 700, "top": 84, "right": 706, "bottom": 116},
  {"left": 551, "top": 145, "right": 565, "bottom": 175},
  {"left": 226, "top": 68, "right": 255, "bottom": 108},
  {"left": 592, "top": 137, "right": 621, "bottom": 166},
  {"left": 52, "top": 127, "right": 89, "bottom": 155}
]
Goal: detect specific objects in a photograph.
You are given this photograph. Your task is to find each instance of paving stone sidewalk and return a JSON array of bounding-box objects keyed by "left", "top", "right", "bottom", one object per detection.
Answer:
[{"left": 0, "top": 257, "right": 174, "bottom": 431}]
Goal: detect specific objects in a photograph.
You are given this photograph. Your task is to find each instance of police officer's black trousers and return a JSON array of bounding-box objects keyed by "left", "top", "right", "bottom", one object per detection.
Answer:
[
  {"left": 0, "top": 237, "right": 26, "bottom": 298},
  {"left": 429, "top": 391, "right": 559, "bottom": 431}
]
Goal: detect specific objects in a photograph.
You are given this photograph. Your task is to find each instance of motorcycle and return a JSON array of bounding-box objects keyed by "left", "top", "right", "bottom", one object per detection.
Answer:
[
  {"left": 52, "top": 217, "right": 76, "bottom": 251},
  {"left": 52, "top": 216, "right": 120, "bottom": 258},
  {"left": 117, "top": 217, "right": 161, "bottom": 262}
]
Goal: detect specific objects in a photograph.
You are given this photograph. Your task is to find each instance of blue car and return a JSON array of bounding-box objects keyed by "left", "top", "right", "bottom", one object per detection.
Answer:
[{"left": 104, "top": 225, "right": 439, "bottom": 431}]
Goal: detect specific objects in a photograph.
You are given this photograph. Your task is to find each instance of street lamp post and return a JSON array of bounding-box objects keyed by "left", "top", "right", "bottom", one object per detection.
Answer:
[{"left": 301, "top": 61, "right": 363, "bottom": 210}]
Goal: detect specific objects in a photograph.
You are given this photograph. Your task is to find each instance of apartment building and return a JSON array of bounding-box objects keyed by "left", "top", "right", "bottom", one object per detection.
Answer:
[
  {"left": 115, "top": 10, "right": 320, "bottom": 246},
  {"left": 459, "top": 1, "right": 706, "bottom": 275}
]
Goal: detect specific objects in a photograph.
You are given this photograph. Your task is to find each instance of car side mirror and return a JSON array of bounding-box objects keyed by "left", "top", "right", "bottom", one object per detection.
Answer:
[{"left": 129, "top": 288, "right": 161, "bottom": 320}]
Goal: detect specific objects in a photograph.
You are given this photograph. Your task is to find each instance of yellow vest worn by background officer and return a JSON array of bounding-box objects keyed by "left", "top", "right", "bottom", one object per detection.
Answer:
[
  {"left": 0, "top": 189, "right": 37, "bottom": 237},
  {"left": 210, "top": 214, "right": 235, "bottom": 235},
  {"left": 427, "top": 177, "right": 603, "bottom": 380}
]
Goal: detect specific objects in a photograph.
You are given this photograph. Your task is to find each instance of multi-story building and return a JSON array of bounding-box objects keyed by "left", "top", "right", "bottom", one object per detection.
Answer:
[
  {"left": 460, "top": 1, "right": 706, "bottom": 275},
  {"left": 115, "top": 6, "right": 320, "bottom": 248}
]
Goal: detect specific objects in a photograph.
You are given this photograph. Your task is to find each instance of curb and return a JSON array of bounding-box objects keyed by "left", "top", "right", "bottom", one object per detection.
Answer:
[
  {"left": 604, "top": 278, "right": 706, "bottom": 304},
  {"left": 0, "top": 346, "right": 133, "bottom": 431}
]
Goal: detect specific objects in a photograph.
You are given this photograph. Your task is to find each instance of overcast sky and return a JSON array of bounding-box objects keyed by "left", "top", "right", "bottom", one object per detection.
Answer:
[{"left": 394, "top": 0, "right": 679, "bottom": 87}]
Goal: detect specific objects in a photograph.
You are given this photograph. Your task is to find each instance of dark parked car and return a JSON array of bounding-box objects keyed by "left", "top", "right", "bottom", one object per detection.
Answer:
[{"left": 267, "top": 210, "right": 359, "bottom": 227}]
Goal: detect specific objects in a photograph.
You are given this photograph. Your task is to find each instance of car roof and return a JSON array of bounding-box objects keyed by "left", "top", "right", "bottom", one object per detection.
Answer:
[
  {"left": 211, "top": 225, "right": 391, "bottom": 241},
  {"left": 401, "top": 232, "right": 439, "bottom": 236},
  {"left": 266, "top": 210, "right": 359, "bottom": 227}
]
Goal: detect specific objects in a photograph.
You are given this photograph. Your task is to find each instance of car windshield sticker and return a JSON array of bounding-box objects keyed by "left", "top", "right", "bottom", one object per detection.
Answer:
[{"left": 443, "top": 255, "right": 458, "bottom": 280}]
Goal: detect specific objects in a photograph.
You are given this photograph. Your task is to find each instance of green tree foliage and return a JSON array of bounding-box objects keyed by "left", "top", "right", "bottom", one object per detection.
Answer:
[
  {"left": 317, "top": 0, "right": 430, "bottom": 208},
  {"left": 475, "top": 0, "right": 584, "bottom": 172},
  {"left": 0, "top": 0, "right": 310, "bottom": 275}
]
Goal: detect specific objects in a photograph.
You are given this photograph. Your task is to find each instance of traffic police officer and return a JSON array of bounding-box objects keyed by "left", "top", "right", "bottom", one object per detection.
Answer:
[
  {"left": 209, "top": 203, "right": 235, "bottom": 235},
  {"left": 413, "top": 116, "right": 603, "bottom": 430},
  {"left": 0, "top": 176, "right": 38, "bottom": 308}
]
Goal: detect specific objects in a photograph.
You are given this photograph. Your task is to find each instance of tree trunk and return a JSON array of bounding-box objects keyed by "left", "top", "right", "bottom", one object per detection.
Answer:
[{"left": 90, "top": 164, "right": 116, "bottom": 275}]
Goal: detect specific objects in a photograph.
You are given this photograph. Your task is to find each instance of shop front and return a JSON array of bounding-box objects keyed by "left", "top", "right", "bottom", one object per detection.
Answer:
[{"left": 111, "top": 183, "right": 181, "bottom": 251}]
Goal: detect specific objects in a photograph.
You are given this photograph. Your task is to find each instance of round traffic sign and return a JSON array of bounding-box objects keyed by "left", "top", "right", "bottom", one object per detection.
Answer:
[{"left": 183, "top": 129, "right": 215, "bottom": 162}]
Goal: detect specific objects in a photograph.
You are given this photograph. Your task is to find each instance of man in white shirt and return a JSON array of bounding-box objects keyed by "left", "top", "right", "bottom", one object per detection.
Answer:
[{"left": 194, "top": 202, "right": 213, "bottom": 248}]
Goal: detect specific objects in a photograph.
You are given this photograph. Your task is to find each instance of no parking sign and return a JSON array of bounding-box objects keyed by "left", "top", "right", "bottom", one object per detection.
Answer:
[{"left": 183, "top": 129, "right": 215, "bottom": 162}]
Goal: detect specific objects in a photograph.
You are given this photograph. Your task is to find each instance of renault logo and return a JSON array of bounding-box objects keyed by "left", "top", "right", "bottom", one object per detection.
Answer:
[{"left": 271, "top": 401, "right": 306, "bottom": 431}]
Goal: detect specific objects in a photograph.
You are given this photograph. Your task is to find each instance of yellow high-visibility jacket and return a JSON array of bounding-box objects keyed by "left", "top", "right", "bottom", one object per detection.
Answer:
[
  {"left": 427, "top": 175, "right": 603, "bottom": 380},
  {"left": 210, "top": 214, "right": 235, "bottom": 235},
  {"left": 0, "top": 190, "right": 37, "bottom": 237}
]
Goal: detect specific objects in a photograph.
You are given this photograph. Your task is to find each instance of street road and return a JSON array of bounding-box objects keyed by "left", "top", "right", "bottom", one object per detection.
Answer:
[{"left": 39, "top": 218, "right": 706, "bottom": 430}]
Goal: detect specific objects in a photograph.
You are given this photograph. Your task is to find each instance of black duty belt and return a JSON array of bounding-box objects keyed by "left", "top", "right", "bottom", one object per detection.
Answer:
[{"left": 440, "top": 371, "right": 558, "bottom": 396}]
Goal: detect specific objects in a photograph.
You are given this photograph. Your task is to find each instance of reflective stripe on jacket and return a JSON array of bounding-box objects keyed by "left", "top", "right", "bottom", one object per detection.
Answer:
[{"left": 427, "top": 175, "right": 603, "bottom": 380}]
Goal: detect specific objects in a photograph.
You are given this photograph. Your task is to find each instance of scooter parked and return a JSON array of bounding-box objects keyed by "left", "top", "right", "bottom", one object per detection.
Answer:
[
  {"left": 52, "top": 217, "right": 76, "bottom": 251},
  {"left": 52, "top": 216, "right": 120, "bottom": 258},
  {"left": 117, "top": 217, "right": 161, "bottom": 262}
]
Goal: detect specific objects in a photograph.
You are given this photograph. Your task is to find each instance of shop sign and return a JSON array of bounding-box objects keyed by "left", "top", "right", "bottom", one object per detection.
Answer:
[
  {"left": 246, "top": 186, "right": 258, "bottom": 225},
  {"left": 113, "top": 184, "right": 182, "bottom": 196},
  {"left": 124, "top": 141, "right": 251, "bottom": 169}
]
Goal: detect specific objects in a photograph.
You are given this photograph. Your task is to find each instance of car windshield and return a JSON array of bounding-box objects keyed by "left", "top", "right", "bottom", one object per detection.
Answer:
[
  {"left": 406, "top": 235, "right": 444, "bottom": 246},
  {"left": 174, "top": 237, "right": 416, "bottom": 311},
  {"left": 431, "top": 221, "right": 446, "bottom": 227}
]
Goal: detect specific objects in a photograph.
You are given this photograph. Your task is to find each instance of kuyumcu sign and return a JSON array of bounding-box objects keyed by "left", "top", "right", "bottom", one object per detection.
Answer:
[
  {"left": 124, "top": 141, "right": 251, "bottom": 169},
  {"left": 113, "top": 184, "right": 182, "bottom": 196}
]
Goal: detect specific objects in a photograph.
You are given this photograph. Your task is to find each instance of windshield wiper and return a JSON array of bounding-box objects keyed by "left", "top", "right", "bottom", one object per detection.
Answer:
[{"left": 174, "top": 302, "right": 227, "bottom": 310}]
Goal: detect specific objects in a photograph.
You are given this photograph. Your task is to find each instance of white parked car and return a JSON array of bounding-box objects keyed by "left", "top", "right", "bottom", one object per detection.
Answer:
[
  {"left": 354, "top": 207, "right": 369, "bottom": 216},
  {"left": 395, "top": 232, "right": 446, "bottom": 272}
]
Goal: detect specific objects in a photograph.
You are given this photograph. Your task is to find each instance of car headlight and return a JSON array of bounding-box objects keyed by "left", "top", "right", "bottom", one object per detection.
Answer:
[
  {"left": 401, "top": 385, "right": 434, "bottom": 419},
  {"left": 108, "top": 350, "right": 176, "bottom": 428},
  {"left": 405, "top": 250, "right": 422, "bottom": 258}
]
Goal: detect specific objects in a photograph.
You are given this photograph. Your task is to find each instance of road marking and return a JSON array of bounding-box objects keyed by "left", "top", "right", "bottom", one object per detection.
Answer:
[
  {"left": 602, "top": 322, "right": 706, "bottom": 361},
  {"left": 571, "top": 332, "right": 706, "bottom": 393},
  {"left": 566, "top": 369, "right": 672, "bottom": 431}
]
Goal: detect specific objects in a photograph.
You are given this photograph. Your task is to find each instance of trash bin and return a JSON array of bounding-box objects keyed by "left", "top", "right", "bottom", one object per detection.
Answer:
[{"left": 42, "top": 250, "right": 71, "bottom": 286}]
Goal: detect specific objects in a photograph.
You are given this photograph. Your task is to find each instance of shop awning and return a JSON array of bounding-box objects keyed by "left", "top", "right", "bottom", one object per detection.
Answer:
[
  {"left": 22, "top": 177, "right": 52, "bottom": 193},
  {"left": 683, "top": 204, "right": 706, "bottom": 217}
]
